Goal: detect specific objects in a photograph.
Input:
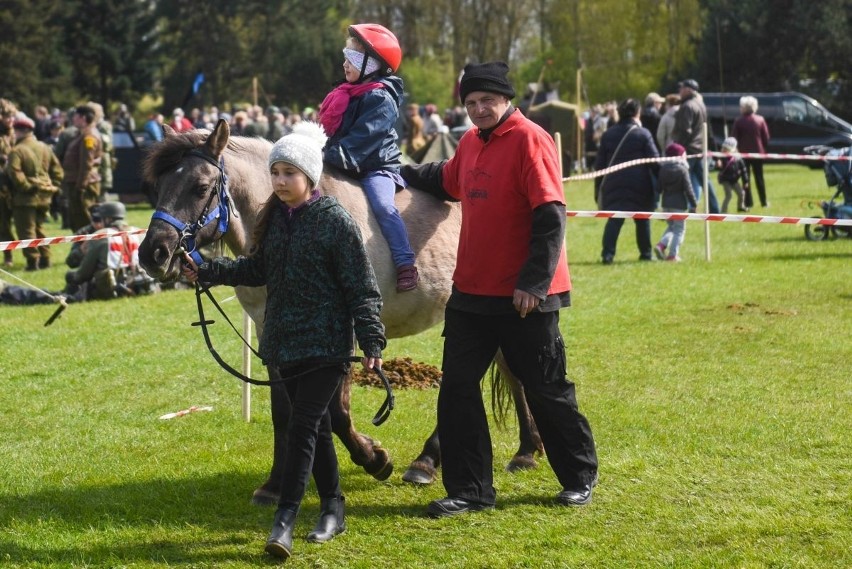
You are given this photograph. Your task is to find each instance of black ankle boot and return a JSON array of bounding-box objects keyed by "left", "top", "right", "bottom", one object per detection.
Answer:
[
  {"left": 265, "top": 508, "right": 297, "bottom": 559},
  {"left": 306, "top": 495, "right": 346, "bottom": 543}
]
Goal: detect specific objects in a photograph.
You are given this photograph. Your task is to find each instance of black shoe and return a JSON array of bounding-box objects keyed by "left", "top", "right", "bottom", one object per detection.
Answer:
[
  {"left": 307, "top": 495, "right": 346, "bottom": 543},
  {"left": 427, "top": 497, "right": 493, "bottom": 518},
  {"left": 265, "top": 508, "right": 297, "bottom": 559},
  {"left": 25, "top": 260, "right": 39, "bottom": 272},
  {"left": 39, "top": 258, "right": 51, "bottom": 269},
  {"left": 556, "top": 473, "right": 599, "bottom": 506},
  {"left": 601, "top": 255, "right": 614, "bottom": 265}
]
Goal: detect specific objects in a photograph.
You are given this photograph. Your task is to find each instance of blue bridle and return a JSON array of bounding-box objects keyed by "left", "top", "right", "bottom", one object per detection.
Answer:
[{"left": 150, "top": 149, "right": 233, "bottom": 265}]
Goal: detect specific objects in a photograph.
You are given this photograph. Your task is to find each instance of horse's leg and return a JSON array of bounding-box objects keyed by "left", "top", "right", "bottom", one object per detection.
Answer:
[
  {"left": 329, "top": 368, "right": 393, "bottom": 481},
  {"left": 252, "top": 366, "right": 290, "bottom": 506},
  {"left": 401, "top": 426, "right": 440, "bottom": 485},
  {"left": 495, "top": 350, "right": 544, "bottom": 472}
]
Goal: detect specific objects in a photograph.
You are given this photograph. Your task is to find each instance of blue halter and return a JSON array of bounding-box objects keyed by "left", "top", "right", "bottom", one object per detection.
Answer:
[{"left": 150, "top": 150, "right": 232, "bottom": 265}]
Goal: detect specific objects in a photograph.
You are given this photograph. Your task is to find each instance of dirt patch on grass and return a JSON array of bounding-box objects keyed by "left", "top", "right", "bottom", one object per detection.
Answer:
[{"left": 352, "top": 357, "right": 441, "bottom": 389}]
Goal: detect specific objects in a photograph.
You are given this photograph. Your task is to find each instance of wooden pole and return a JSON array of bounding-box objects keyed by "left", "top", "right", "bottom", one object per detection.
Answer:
[
  {"left": 576, "top": 67, "right": 583, "bottom": 172},
  {"left": 241, "top": 311, "right": 252, "bottom": 422},
  {"left": 703, "top": 123, "right": 712, "bottom": 261},
  {"left": 554, "top": 132, "right": 563, "bottom": 181},
  {"left": 252, "top": 77, "right": 258, "bottom": 108}
]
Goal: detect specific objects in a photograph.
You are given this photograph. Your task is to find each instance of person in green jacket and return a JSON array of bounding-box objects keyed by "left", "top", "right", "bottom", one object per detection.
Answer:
[
  {"left": 181, "top": 121, "right": 386, "bottom": 561},
  {"left": 6, "top": 115, "right": 63, "bottom": 270}
]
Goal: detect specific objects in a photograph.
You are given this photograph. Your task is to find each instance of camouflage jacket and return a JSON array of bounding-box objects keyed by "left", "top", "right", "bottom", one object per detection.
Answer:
[
  {"left": 62, "top": 126, "right": 102, "bottom": 190},
  {"left": 6, "top": 133, "right": 63, "bottom": 207}
]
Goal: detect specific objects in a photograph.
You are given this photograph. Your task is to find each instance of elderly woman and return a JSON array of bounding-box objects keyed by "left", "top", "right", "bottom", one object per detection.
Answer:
[{"left": 731, "top": 95, "right": 771, "bottom": 208}]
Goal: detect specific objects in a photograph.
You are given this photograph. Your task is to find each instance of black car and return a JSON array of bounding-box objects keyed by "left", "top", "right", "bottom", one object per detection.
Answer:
[
  {"left": 113, "top": 130, "right": 157, "bottom": 205},
  {"left": 703, "top": 92, "right": 852, "bottom": 157}
]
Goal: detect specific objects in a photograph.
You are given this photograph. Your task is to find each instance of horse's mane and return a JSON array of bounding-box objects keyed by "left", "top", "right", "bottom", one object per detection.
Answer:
[{"left": 142, "top": 130, "right": 272, "bottom": 185}]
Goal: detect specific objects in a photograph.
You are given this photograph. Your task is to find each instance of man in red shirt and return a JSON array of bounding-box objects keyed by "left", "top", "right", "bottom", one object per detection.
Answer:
[{"left": 402, "top": 61, "right": 598, "bottom": 517}]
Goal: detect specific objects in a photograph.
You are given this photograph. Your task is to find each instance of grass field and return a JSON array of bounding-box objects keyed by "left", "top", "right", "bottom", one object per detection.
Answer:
[{"left": 1, "top": 164, "right": 849, "bottom": 568}]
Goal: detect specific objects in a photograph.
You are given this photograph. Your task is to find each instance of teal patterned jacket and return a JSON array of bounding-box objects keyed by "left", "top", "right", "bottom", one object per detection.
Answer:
[{"left": 198, "top": 195, "right": 386, "bottom": 368}]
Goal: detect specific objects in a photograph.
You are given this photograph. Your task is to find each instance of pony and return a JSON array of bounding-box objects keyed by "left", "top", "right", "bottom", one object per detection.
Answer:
[{"left": 137, "top": 119, "right": 543, "bottom": 503}]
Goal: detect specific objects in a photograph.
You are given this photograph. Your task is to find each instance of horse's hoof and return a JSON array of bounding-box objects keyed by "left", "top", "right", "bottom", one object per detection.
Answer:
[
  {"left": 505, "top": 455, "right": 538, "bottom": 473},
  {"left": 364, "top": 447, "right": 393, "bottom": 481},
  {"left": 252, "top": 487, "right": 280, "bottom": 507},
  {"left": 401, "top": 467, "right": 437, "bottom": 485}
]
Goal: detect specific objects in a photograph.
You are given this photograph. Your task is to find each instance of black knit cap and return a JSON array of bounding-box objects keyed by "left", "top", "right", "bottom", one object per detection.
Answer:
[{"left": 459, "top": 61, "right": 516, "bottom": 104}]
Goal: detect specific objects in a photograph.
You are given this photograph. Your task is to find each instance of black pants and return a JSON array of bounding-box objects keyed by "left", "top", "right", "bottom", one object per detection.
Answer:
[
  {"left": 744, "top": 159, "right": 767, "bottom": 207},
  {"left": 602, "top": 217, "right": 652, "bottom": 260},
  {"left": 437, "top": 308, "right": 598, "bottom": 506},
  {"left": 276, "top": 363, "right": 345, "bottom": 512}
]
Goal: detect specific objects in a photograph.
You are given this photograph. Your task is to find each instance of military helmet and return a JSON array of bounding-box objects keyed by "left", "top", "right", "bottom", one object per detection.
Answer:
[{"left": 99, "top": 201, "right": 126, "bottom": 220}]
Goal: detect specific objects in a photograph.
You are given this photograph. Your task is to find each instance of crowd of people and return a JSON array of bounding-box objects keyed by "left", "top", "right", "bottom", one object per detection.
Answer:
[
  {"left": 0, "top": 97, "right": 158, "bottom": 304},
  {"left": 586, "top": 79, "right": 772, "bottom": 263}
]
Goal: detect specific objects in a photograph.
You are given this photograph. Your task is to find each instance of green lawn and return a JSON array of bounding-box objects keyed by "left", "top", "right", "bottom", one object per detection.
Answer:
[{"left": 0, "top": 165, "right": 849, "bottom": 568}]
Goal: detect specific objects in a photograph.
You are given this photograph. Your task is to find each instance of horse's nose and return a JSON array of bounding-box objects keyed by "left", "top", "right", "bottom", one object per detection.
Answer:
[{"left": 139, "top": 235, "right": 174, "bottom": 277}]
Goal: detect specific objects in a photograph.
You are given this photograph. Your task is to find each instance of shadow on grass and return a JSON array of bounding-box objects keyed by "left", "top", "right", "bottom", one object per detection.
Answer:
[{"left": 0, "top": 467, "right": 577, "bottom": 564}]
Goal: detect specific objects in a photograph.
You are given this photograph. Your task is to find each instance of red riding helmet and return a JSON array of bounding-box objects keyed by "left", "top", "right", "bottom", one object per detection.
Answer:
[{"left": 349, "top": 23, "right": 402, "bottom": 75}]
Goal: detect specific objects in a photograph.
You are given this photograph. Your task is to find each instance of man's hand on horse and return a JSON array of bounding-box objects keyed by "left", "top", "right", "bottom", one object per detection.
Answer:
[
  {"left": 180, "top": 252, "right": 199, "bottom": 283},
  {"left": 513, "top": 289, "right": 541, "bottom": 318}
]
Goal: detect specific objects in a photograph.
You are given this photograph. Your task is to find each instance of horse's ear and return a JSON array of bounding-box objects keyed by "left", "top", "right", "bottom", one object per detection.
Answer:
[
  {"left": 162, "top": 123, "right": 177, "bottom": 138},
  {"left": 205, "top": 118, "right": 230, "bottom": 157}
]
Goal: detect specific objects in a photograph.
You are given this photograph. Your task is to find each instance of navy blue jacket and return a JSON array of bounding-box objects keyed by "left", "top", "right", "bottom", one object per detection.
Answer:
[
  {"left": 595, "top": 121, "right": 660, "bottom": 211},
  {"left": 323, "top": 75, "right": 404, "bottom": 176}
]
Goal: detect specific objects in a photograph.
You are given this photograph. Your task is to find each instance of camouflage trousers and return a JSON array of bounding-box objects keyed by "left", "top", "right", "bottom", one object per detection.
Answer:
[{"left": 13, "top": 206, "right": 51, "bottom": 265}]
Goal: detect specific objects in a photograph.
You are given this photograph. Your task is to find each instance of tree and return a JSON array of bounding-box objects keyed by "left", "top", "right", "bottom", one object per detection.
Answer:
[
  {"left": 695, "top": 0, "right": 852, "bottom": 120},
  {"left": 59, "top": 0, "right": 158, "bottom": 112},
  {"left": 0, "top": 0, "right": 74, "bottom": 112}
]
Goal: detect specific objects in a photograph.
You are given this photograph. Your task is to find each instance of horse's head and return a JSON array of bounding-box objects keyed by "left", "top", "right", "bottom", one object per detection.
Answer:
[{"left": 138, "top": 119, "right": 233, "bottom": 281}]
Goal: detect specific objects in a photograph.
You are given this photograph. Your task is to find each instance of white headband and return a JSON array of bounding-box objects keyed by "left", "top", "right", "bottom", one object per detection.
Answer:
[{"left": 343, "top": 48, "right": 380, "bottom": 77}]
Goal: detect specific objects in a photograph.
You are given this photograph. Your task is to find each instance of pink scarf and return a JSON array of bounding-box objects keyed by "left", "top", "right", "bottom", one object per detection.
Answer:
[{"left": 318, "top": 82, "right": 384, "bottom": 137}]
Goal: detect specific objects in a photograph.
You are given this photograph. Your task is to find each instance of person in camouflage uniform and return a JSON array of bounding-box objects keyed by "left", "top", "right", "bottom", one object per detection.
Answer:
[
  {"left": 53, "top": 108, "right": 79, "bottom": 229},
  {"left": 0, "top": 98, "right": 18, "bottom": 267},
  {"left": 61, "top": 105, "right": 103, "bottom": 231},
  {"left": 65, "top": 201, "right": 147, "bottom": 300},
  {"left": 88, "top": 101, "right": 114, "bottom": 201},
  {"left": 5, "top": 116, "right": 63, "bottom": 270}
]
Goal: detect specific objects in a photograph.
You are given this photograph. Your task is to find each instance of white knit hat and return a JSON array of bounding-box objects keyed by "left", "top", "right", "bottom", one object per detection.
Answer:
[
  {"left": 268, "top": 122, "right": 328, "bottom": 188},
  {"left": 721, "top": 137, "right": 738, "bottom": 152}
]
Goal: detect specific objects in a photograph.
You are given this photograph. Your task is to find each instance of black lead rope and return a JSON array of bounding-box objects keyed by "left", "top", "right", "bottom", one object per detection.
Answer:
[{"left": 191, "top": 282, "right": 394, "bottom": 426}]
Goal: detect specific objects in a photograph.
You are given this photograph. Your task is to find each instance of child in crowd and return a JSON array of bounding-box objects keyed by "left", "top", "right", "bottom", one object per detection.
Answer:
[
  {"left": 181, "top": 122, "right": 386, "bottom": 561},
  {"left": 717, "top": 136, "right": 750, "bottom": 213},
  {"left": 318, "top": 24, "right": 418, "bottom": 292},
  {"left": 654, "top": 142, "right": 697, "bottom": 262}
]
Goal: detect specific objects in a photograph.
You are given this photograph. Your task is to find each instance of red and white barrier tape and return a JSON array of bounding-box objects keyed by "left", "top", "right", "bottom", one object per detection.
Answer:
[
  {"left": 566, "top": 150, "right": 850, "bottom": 182},
  {"left": 2, "top": 212, "right": 849, "bottom": 254},
  {"left": 0, "top": 228, "right": 147, "bottom": 252},
  {"left": 566, "top": 210, "right": 852, "bottom": 226},
  {"left": 706, "top": 151, "right": 852, "bottom": 161}
]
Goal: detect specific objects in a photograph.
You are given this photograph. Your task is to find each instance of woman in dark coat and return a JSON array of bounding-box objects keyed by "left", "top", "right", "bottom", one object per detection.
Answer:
[
  {"left": 731, "top": 95, "right": 771, "bottom": 208},
  {"left": 594, "top": 98, "right": 660, "bottom": 264}
]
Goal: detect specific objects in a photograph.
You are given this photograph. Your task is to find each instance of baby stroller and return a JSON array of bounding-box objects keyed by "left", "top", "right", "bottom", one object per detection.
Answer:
[{"left": 803, "top": 145, "right": 852, "bottom": 240}]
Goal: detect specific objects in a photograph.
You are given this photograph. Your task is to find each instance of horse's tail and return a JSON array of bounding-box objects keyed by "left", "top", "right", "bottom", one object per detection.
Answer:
[{"left": 488, "top": 362, "right": 513, "bottom": 428}]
